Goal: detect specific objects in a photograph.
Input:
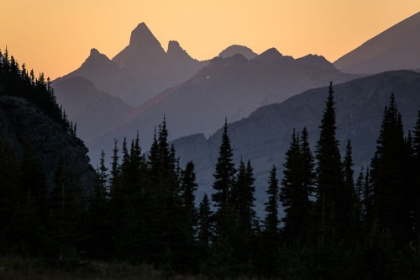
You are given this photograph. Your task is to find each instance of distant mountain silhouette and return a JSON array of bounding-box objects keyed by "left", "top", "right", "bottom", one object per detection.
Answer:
[
  {"left": 54, "top": 77, "right": 133, "bottom": 141},
  {"left": 55, "top": 23, "right": 208, "bottom": 106},
  {"left": 219, "top": 45, "right": 258, "bottom": 60},
  {"left": 171, "top": 70, "right": 420, "bottom": 212},
  {"left": 88, "top": 49, "right": 359, "bottom": 164},
  {"left": 334, "top": 12, "right": 420, "bottom": 73}
]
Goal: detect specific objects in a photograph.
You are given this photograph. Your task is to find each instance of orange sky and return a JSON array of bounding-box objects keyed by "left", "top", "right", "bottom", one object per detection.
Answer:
[{"left": 1, "top": 0, "right": 420, "bottom": 80}]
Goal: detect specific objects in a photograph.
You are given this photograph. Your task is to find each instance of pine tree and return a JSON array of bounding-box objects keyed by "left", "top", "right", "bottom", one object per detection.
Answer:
[
  {"left": 280, "top": 129, "right": 311, "bottom": 241},
  {"left": 181, "top": 161, "right": 199, "bottom": 239},
  {"left": 212, "top": 119, "right": 237, "bottom": 238},
  {"left": 370, "top": 94, "right": 413, "bottom": 242},
  {"left": 313, "top": 82, "right": 347, "bottom": 240},
  {"left": 198, "top": 194, "right": 213, "bottom": 246},
  {"left": 264, "top": 165, "right": 280, "bottom": 236},
  {"left": 212, "top": 119, "right": 236, "bottom": 209}
]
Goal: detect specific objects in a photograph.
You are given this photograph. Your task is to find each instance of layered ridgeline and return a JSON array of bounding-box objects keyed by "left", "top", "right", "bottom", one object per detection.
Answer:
[
  {"left": 89, "top": 49, "right": 359, "bottom": 164},
  {"left": 54, "top": 23, "right": 208, "bottom": 107},
  {"left": 172, "top": 70, "right": 420, "bottom": 210},
  {"left": 0, "top": 50, "right": 96, "bottom": 190},
  {"left": 334, "top": 11, "right": 420, "bottom": 74},
  {"left": 53, "top": 77, "right": 133, "bottom": 142}
]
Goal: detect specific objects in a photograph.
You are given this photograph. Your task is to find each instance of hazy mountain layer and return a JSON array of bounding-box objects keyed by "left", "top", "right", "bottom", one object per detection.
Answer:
[
  {"left": 172, "top": 70, "right": 420, "bottom": 212},
  {"left": 334, "top": 12, "right": 420, "bottom": 74},
  {"left": 88, "top": 49, "right": 359, "bottom": 166},
  {"left": 55, "top": 23, "right": 208, "bottom": 107},
  {"left": 53, "top": 77, "right": 133, "bottom": 142}
]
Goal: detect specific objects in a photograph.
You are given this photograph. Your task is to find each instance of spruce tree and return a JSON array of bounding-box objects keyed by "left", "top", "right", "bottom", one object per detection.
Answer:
[
  {"left": 198, "top": 194, "right": 213, "bottom": 246},
  {"left": 212, "top": 119, "right": 236, "bottom": 238},
  {"left": 264, "top": 165, "right": 280, "bottom": 236},
  {"left": 280, "top": 129, "right": 311, "bottom": 241},
  {"left": 370, "top": 94, "right": 413, "bottom": 242},
  {"left": 181, "top": 161, "right": 199, "bottom": 239},
  {"left": 313, "top": 82, "right": 347, "bottom": 240}
]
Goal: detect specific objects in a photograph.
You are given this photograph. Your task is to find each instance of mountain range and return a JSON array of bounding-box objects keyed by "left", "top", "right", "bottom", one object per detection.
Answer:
[
  {"left": 54, "top": 23, "right": 208, "bottom": 107},
  {"left": 334, "top": 11, "right": 420, "bottom": 74},
  {"left": 51, "top": 12, "right": 420, "bottom": 172},
  {"left": 88, "top": 49, "right": 358, "bottom": 164}
]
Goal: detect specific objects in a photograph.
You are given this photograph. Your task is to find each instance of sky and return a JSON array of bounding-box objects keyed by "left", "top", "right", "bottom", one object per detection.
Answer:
[{"left": 1, "top": 0, "right": 420, "bottom": 80}]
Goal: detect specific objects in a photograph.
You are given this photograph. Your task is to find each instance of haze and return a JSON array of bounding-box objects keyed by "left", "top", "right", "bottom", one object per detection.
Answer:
[{"left": 1, "top": 0, "right": 420, "bottom": 79}]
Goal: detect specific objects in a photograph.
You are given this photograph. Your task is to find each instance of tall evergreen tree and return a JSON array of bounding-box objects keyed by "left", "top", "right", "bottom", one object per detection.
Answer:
[
  {"left": 280, "top": 129, "right": 311, "bottom": 241},
  {"left": 264, "top": 165, "right": 280, "bottom": 236},
  {"left": 198, "top": 194, "right": 213, "bottom": 246},
  {"left": 313, "top": 82, "right": 347, "bottom": 240},
  {"left": 370, "top": 94, "right": 413, "bottom": 243},
  {"left": 212, "top": 119, "right": 237, "bottom": 238},
  {"left": 181, "top": 161, "right": 199, "bottom": 239}
]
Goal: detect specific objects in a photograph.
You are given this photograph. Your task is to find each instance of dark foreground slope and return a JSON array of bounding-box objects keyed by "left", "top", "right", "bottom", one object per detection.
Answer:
[
  {"left": 0, "top": 96, "right": 96, "bottom": 190},
  {"left": 173, "top": 70, "right": 420, "bottom": 207}
]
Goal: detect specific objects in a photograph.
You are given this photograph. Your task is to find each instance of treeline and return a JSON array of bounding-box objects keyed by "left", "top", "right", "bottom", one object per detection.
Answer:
[
  {"left": 0, "top": 48, "right": 77, "bottom": 135},
  {"left": 1, "top": 53, "right": 420, "bottom": 278}
]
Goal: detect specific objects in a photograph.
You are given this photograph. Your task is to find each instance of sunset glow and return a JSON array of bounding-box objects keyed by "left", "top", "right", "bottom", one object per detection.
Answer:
[{"left": 1, "top": 0, "right": 420, "bottom": 79}]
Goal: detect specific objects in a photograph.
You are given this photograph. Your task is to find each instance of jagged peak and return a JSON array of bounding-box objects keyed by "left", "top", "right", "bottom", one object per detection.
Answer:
[
  {"left": 82, "top": 48, "right": 116, "bottom": 69},
  {"left": 167, "top": 40, "right": 193, "bottom": 61},
  {"left": 129, "top": 22, "right": 162, "bottom": 50}
]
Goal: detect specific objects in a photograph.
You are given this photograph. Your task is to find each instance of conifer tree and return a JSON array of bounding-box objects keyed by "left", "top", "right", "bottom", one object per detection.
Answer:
[
  {"left": 212, "top": 119, "right": 236, "bottom": 209},
  {"left": 264, "top": 165, "right": 280, "bottom": 236},
  {"left": 280, "top": 129, "right": 311, "bottom": 241},
  {"left": 313, "top": 82, "right": 347, "bottom": 240},
  {"left": 181, "top": 161, "right": 199, "bottom": 238},
  {"left": 370, "top": 94, "right": 413, "bottom": 242},
  {"left": 198, "top": 194, "right": 213, "bottom": 246},
  {"left": 212, "top": 119, "right": 237, "bottom": 238}
]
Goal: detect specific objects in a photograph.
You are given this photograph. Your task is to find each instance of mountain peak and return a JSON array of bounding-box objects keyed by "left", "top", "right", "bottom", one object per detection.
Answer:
[
  {"left": 82, "top": 48, "right": 116, "bottom": 69},
  {"left": 296, "top": 54, "right": 337, "bottom": 71},
  {"left": 253, "top": 48, "right": 284, "bottom": 61},
  {"left": 90, "top": 48, "right": 100, "bottom": 56},
  {"left": 219, "top": 45, "right": 258, "bottom": 60},
  {"left": 129, "top": 22, "right": 162, "bottom": 50},
  {"left": 167, "top": 40, "right": 194, "bottom": 61}
]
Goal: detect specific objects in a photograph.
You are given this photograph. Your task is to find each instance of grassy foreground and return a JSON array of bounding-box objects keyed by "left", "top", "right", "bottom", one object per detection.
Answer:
[{"left": 0, "top": 256, "right": 263, "bottom": 280}]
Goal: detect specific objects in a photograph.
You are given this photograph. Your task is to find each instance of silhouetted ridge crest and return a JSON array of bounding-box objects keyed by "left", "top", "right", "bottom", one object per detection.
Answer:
[
  {"left": 129, "top": 22, "right": 163, "bottom": 51},
  {"left": 253, "top": 48, "right": 284, "bottom": 61},
  {"left": 296, "top": 54, "right": 337, "bottom": 71},
  {"left": 219, "top": 45, "right": 258, "bottom": 60},
  {"left": 82, "top": 48, "right": 117, "bottom": 69},
  {"left": 167, "top": 40, "right": 193, "bottom": 61}
]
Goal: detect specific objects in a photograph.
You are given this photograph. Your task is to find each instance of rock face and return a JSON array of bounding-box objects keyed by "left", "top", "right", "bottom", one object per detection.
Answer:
[
  {"left": 171, "top": 70, "right": 420, "bottom": 212},
  {"left": 0, "top": 96, "right": 96, "bottom": 191},
  {"left": 55, "top": 23, "right": 208, "bottom": 107},
  {"left": 334, "top": 12, "right": 420, "bottom": 73},
  {"left": 53, "top": 77, "right": 133, "bottom": 142},
  {"left": 219, "top": 45, "right": 258, "bottom": 60},
  {"left": 88, "top": 49, "right": 359, "bottom": 166}
]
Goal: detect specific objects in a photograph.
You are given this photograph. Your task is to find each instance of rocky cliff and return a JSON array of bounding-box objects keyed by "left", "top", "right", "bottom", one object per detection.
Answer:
[{"left": 0, "top": 96, "right": 96, "bottom": 191}]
